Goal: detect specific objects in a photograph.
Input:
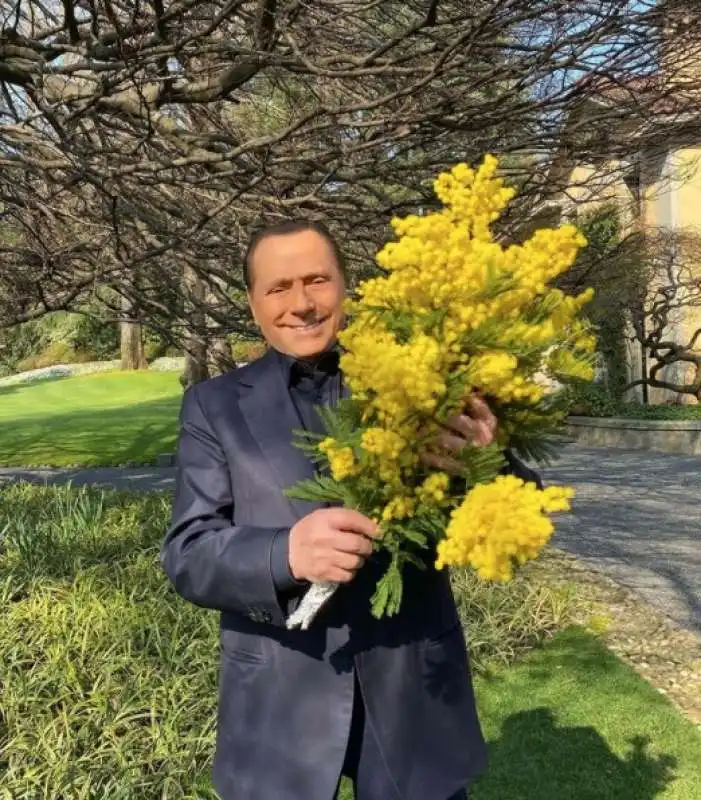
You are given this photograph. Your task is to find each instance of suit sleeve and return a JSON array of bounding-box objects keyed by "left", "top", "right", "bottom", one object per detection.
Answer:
[
  {"left": 160, "top": 384, "right": 304, "bottom": 626},
  {"left": 500, "top": 448, "right": 543, "bottom": 489}
]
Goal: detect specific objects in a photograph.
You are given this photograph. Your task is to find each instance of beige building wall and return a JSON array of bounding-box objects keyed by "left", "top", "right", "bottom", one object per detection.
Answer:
[{"left": 565, "top": 147, "right": 701, "bottom": 404}]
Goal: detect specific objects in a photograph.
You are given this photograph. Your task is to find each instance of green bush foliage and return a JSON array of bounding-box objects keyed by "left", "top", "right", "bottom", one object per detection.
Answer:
[
  {"left": 16, "top": 341, "right": 97, "bottom": 372},
  {"left": 615, "top": 403, "right": 701, "bottom": 421},
  {"left": 2, "top": 310, "right": 119, "bottom": 375},
  {"left": 565, "top": 383, "right": 701, "bottom": 420},
  {"left": 229, "top": 338, "right": 267, "bottom": 363},
  {"left": 565, "top": 382, "right": 620, "bottom": 418}
]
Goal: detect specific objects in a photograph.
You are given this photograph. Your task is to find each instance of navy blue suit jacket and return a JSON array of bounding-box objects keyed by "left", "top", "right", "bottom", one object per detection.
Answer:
[{"left": 161, "top": 350, "right": 539, "bottom": 800}]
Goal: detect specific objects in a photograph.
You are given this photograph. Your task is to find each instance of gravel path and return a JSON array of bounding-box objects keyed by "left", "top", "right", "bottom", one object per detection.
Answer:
[{"left": 1, "top": 445, "right": 699, "bottom": 633}]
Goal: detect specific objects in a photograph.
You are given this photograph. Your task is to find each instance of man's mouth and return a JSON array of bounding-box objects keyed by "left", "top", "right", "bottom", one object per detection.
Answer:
[{"left": 289, "top": 317, "right": 328, "bottom": 332}]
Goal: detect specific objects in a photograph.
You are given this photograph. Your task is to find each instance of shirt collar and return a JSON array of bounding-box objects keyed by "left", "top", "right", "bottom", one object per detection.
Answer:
[{"left": 275, "top": 347, "right": 340, "bottom": 387}]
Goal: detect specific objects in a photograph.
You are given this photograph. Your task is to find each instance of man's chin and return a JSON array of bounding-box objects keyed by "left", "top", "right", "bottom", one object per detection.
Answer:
[{"left": 282, "top": 336, "right": 336, "bottom": 360}]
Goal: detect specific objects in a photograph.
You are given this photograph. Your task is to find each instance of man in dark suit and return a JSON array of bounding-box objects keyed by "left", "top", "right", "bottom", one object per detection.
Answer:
[{"left": 161, "top": 220, "right": 540, "bottom": 800}]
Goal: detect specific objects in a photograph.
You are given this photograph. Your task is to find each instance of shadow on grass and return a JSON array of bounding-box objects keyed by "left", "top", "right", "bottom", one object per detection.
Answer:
[
  {"left": 0, "top": 375, "right": 75, "bottom": 398},
  {"left": 473, "top": 707, "right": 676, "bottom": 800},
  {"left": 0, "top": 395, "right": 181, "bottom": 466}
]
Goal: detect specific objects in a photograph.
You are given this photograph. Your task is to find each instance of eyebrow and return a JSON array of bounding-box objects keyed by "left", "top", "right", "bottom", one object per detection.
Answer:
[{"left": 266, "top": 270, "right": 332, "bottom": 290}]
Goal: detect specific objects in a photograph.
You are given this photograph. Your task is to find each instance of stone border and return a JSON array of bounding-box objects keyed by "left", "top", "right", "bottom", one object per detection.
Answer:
[{"left": 566, "top": 416, "right": 701, "bottom": 456}]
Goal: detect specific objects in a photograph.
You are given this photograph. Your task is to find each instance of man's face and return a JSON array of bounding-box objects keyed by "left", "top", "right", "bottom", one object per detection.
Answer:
[{"left": 247, "top": 229, "right": 346, "bottom": 360}]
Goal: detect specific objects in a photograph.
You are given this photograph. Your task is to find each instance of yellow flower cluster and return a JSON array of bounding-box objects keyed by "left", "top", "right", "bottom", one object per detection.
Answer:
[
  {"left": 435, "top": 476, "right": 574, "bottom": 580},
  {"left": 359, "top": 426, "right": 414, "bottom": 486},
  {"left": 382, "top": 495, "right": 416, "bottom": 522},
  {"left": 308, "top": 156, "right": 593, "bottom": 597},
  {"left": 340, "top": 325, "right": 446, "bottom": 422},
  {"left": 319, "top": 438, "right": 358, "bottom": 482},
  {"left": 341, "top": 156, "right": 592, "bottom": 431},
  {"left": 416, "top": 472, "right": 451, "bottom": 505}
]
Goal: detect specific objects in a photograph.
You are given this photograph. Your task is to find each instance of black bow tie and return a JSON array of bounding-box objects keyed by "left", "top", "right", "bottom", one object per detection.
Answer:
[{"left": 290, "top": 350, "right": 340, "bottom": 385}]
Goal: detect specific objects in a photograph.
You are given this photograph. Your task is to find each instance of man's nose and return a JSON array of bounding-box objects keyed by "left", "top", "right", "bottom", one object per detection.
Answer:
[{"left": 289, "top": 282, "right": 315, "bottom": 315}]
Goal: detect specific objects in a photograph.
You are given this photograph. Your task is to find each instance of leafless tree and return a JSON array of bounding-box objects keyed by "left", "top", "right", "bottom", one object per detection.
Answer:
[
  {"left": 626, "top": 228, "right": 701, "bottom": 401},
  {"left": 1, "top": 0, "right": 698, "bottom": 382}
]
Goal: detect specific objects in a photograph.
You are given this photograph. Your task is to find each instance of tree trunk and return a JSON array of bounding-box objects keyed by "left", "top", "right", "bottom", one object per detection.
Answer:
[
  {"left": 207, "top": 284, "right": 236, "bottom": 376},
  {"left": 182, "top": 350, "right": 209, "bottom": 388},
  {"left": 209, "top": 336, "right": 235, "bottom": 376},
  {"left": 120, "top": 296, "right": 147, "bottom": 370},
  {"left": 181, "top": 262, "right": 209, "bottom": 389}
]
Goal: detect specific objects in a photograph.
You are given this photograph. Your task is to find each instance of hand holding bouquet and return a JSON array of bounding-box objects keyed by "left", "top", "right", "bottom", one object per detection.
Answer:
[{"left": 286, "top": 156, "right": 594, "bottom": 630}]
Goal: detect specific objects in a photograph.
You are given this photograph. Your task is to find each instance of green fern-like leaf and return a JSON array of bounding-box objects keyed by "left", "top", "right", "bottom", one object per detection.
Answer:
[
  {"left": 284, "top": 475, "right": 351, "bottom": 504},
  {"left": 508, "top": 429, "right": 571, "bottom": 466},
  {"left": 371, "top": 557, "right": 404, "bottom": 618},
  {"left": 456, "top": 443, "right": 507, "bottom": 487}
]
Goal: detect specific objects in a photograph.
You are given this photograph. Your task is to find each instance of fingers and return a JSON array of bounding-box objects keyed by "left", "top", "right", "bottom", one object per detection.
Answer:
[
  {"left": 465, "top": 393, "right": 494, "bottom": 422},
  {"left": 332, "top": 530, "right": 374, "bottom": 557},
  {"left": 419, "top": 450, "right": 463, "bottom": 473},
  {"left": 327, "top": 567, "right": 357, "bottom": 583},
  {"left": 448, "top": 414, "right": 494, "bottom": 447},
  {"left": 443, "top": 396, "right": 497, "bottom": 447},
  {"left": 325, "top": 507, "right": 381, "bottom": 539},
  {"left": 332, "top": 550, "right": 366, "bottom": 573},
  {"left": 321, "top": 543, "right": 369, "bottom": 584},
  {"left": 464, "top": 394, "right": 498, "bottom": 442},
  {"left": 436, "top": 427, "right": 472, "bottom": 452}
]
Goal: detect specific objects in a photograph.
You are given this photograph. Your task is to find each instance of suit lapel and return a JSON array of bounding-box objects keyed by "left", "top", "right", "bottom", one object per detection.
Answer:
[{"left": 237, "top": 350, "right": 321, "bottom": 519}]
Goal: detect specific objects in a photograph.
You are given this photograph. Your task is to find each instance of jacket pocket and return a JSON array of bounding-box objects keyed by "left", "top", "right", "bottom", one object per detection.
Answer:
[
  {"left": 221, "top": 645, "right": 268, "bottom": 665},
  {"left": 220, "top": 627, "right": 269, "bottom": 664}
]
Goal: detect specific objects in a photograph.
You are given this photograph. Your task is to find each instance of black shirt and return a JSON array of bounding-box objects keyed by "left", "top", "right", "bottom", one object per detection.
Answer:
[
  {"left": 269, "top": 348, "right": 342, "bottom": 595},
  {"left": 276, "top": 347, "right": 342, "bottom": 435}
]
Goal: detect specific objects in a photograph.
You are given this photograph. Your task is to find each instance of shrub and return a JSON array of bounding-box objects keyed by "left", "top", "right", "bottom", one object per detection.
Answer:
[
  {"left": 148, "top": 356, "right": 186, "bottom": 373},
  {"left": 0, "top": 484, "right": 578, "bottom": 796},
  {"left": 563, "top": 383, "right": 701, "bottom": 421},
  {"left": 565, "top": 381, "right": 620, "bottom": 417},
  {"left": 0, "top": 361, "right": 123, "bottom": 388},
  {"left": 616, "top": 402, "right": 701, "bottom": 421},
  {"left": 451, "top": 565, "right": 576, "bottom": 673},
  {"left": 17, "top": 341, "right": 97, "bottom": 372},
  {"left": 229, "top": 338, "right": 267, "bottom": 364},
  {"left": 0, "top": 484, "right": 219, "bottom": 799},
  {"left": 3, "top": 310, "right": 119, "bottom": 375}
]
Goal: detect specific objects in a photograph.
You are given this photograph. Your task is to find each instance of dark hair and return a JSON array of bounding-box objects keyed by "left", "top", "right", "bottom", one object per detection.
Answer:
[{"left": 243, "top": 219, "right": 347, "bottom": 290}]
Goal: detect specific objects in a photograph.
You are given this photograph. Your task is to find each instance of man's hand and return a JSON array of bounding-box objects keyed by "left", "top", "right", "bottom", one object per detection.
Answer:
[
  {"left": 421, "top": 394, "right": 498, "bottom": 473},
  {"left": 288, "top": 507, "right": 381, "bottom": 584}
]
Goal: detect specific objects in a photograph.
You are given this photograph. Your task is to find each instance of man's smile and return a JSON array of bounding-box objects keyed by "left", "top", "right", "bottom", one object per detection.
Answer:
[{"left": 286, "top": 316, "right": 329, "bottom": 332}]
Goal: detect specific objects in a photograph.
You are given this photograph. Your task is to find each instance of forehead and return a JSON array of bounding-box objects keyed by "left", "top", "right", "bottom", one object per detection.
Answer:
[{"left": 249, "top": 229, "right": 340, "bottom": 284}]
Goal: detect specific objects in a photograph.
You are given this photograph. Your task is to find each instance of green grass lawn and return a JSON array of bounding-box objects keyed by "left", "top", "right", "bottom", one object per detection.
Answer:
[
  {"left": 0, "top": 371, "right": 183, "bottom": 467},
  {"left": 471, "top": 626, "right": 700, "bottom": 799},
  {"left": 340, "top": 628, "right": 701, "bottom": 799}
]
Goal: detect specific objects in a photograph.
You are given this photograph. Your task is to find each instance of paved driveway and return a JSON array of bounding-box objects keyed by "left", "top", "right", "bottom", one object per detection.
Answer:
[
  {"left": 1, "top": 445, "right": 699, "bottom": 632},
  {"left": 543, "top": 446, "right": 700, "bottom": 634}
]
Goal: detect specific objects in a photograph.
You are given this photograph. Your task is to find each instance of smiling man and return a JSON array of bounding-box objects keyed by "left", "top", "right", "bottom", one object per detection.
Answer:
[{"left": 161, "top": 220, "right": 540, "bottom": 800}]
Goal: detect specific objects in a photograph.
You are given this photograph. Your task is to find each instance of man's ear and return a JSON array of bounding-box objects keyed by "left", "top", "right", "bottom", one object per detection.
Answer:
[{"left": 246, "top": 291, "right": 259, "bottom": 327}]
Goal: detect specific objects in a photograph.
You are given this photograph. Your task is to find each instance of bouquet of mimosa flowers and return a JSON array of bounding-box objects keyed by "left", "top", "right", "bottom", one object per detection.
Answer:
[{"left": 285, "top": 155, "right": 595, "bottom": 630}]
